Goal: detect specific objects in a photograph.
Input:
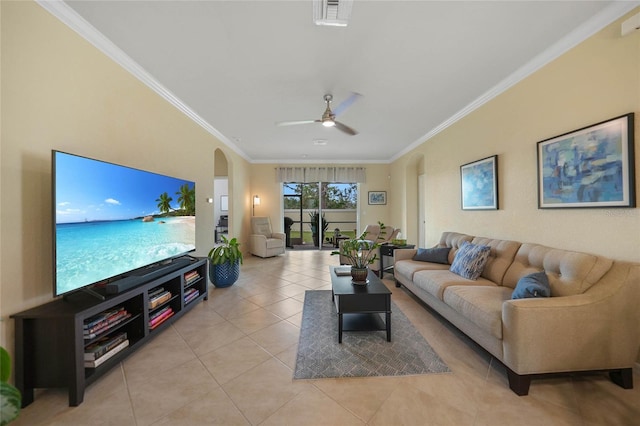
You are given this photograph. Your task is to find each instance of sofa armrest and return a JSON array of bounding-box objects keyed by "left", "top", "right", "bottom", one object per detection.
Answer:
[
  {"left": 393, "top": 248, "right": 417, "bottom": 262},
  {"left": 502, "top": 262, "right": 640, "bottom": 375}
]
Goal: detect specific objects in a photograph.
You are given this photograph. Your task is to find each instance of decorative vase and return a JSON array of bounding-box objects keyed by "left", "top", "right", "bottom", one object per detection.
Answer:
[
  {"left": 350, "top": 267, "right": 369, "bottom": 283},
  {"left": 209, "top": 260, "right": 240, "bottom": 288}
]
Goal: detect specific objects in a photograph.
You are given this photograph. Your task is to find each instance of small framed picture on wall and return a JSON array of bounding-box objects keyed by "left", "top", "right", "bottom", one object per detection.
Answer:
[
  {"left": 460, "top": 155, "right": 499, "bottom": 210},
  {"left": 368, "top": 191, "right": 387, "bottom": 205}
]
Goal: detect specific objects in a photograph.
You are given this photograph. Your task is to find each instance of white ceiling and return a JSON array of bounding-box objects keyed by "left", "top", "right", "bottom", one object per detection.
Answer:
[{"left": 52, "top": 1, "right": 636, "bottom": 163}]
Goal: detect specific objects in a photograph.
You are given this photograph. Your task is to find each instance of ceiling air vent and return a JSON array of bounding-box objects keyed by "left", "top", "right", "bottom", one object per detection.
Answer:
[{"left": 313, "top": 0, "right": 353, "bottom": 27}]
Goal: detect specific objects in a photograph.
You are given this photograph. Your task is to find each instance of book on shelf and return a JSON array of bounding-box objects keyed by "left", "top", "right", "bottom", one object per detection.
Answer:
[
  {"left": 84, "top": 309, "right": 129, "bottom": 335},
  {"left": 148, "top": 287, "right": 165, "bottom": 299},
  {"left": 83, "top": 312, "right": 132, "bottom": 340},
  {"left": 334, "top": 266, "right": 352, "bottom": 276},
  {"left": 84, "top": 339, "right": 129, "bottom": 368},
  {"left": 84, "top": 331, "right": 127, "bottom": 361},
  {"left": 149, "top": 306, "right": 172, "bottom": 322},
  {"left": 148, "top": 291, "right": 172, "bottom": 309},
  {"left": 184, "top": 288, "right": 199, "bottom": 304},
  {"left": 184, "top": 270, "right": 199, "bottom": 280},
  {"left": 84, "top": 306, "right": 126, "bottom": 330},
  {"left": 184, "top": 271, "right": 201, "bottom": 286},
  {"left": 149, "top": 308, "right": 174, "bottom": 329}
]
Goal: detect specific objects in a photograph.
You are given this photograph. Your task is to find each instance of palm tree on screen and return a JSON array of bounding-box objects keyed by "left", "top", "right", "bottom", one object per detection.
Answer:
[
  {"left": 156, "top": 192, "right": 173, "bottom": 214},
  {"left": 176, "top": 184, "right": 195, "bottom": 215}
]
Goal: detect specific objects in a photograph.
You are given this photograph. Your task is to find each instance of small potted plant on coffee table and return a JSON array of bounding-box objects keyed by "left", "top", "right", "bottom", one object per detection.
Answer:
[
  {"left": 331, "top": 222, "right": 386, "bottom": 284},
  {"left": 208, "top": 235, "right": 243, "bottom": 288}
]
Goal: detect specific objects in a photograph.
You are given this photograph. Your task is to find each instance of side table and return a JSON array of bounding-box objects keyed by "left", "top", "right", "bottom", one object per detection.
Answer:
[{"left": 378, "top": 243, "right": 415, "bottom": 277}]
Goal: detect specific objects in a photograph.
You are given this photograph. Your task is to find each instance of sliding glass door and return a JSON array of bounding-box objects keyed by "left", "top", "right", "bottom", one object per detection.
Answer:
[{"left": 283, "top": 182, "right": 358, "bottom": 249}]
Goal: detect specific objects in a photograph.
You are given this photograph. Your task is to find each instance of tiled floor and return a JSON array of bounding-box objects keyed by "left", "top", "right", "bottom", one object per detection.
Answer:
[{"left": 14, "top": 250, "right": 640, "bottom": 425}]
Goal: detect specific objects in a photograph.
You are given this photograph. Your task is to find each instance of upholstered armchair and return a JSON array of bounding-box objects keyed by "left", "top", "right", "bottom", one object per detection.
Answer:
[
  {"left": 338, "top": 224, "right": 400, "bottom": 273},
  {"left": 249, "top": 217, "right": 286, "bottom": 258}
]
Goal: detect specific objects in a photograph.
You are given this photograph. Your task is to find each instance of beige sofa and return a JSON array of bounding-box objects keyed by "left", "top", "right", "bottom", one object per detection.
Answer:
[{"left": 393, "top": 231, "right": 640, "bottom": 395}]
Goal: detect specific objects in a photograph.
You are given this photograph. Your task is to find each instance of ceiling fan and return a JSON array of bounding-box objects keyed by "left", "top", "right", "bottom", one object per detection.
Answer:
[{"left": 276, "top": 93, "right": 361, "bottom": 135}]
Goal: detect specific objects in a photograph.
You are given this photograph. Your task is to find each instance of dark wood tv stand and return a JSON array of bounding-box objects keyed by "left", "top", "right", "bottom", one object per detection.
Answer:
[{"left": 11, "top": 257, "right": 208, "bottom": 407}]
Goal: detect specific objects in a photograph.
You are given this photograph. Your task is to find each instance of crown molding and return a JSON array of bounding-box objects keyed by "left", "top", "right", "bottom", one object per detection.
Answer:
[
  {"left": 36, "top": 0, "right": 251, "bottom": 162},
  {"left": 391, "top": 1, "right": 640, "bottom": 163}
]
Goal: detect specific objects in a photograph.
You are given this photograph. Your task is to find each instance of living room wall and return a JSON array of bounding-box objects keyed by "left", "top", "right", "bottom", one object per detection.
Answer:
[
  {"left": 0, "top": 2, "right": 251, "bottom": 350},
  {"left": 249, "top": 163, "right": 393, "bottom": 234},
  {"left": 390, "top": 8, "right": 640, "bottom": 264}
]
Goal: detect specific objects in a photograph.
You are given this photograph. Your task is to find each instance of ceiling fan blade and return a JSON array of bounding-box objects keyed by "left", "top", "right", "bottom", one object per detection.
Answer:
[
  {"left": 334, "top": 121, "right": 358, "bottom": 136},
  {"left": 276, "top": 120, "right": 319, "bottom": 127},
  {"left": 332, "top": 92, "right": 362, "bottom": 117}
]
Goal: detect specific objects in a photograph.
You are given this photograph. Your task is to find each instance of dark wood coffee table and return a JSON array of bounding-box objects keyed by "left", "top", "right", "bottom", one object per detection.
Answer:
[{"left": 330, "top": 266, "right": 392, "bottom": 343}]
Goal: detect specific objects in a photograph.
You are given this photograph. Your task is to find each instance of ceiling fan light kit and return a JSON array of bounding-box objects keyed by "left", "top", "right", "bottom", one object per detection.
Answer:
[{"left": 276, "top": 93, "right": 360, "bottom": 135}]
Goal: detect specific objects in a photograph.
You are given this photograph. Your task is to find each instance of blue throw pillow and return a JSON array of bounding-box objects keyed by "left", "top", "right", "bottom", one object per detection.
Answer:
[
  {"left": 512, "top": 271, "right": 551, "bottom": 299},
  {"left": 413, "top": 247, "right": 451, "bottom": 264},
  {"left": 449, "top": 241, "right": 491, "bottom": 280}
]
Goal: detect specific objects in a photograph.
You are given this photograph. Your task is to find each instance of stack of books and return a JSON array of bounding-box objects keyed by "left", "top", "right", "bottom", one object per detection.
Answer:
[
  {"left": 184, "top": 288, "right": 199, "bottom": 304},
  {"left": 148, "top": 287, "right": 172, "bottom": 309},
  {"left": 84, "top": 331, "right": 129, "bottom": 368},
  {"left": 184, "top": 270, "right": 200, "bottom": 287},
  {"left": 83, "top": 307, "right": 132, "bottom": 340},
  {"left": 149, "top": 306, "right": 174, "bottom": 330}
]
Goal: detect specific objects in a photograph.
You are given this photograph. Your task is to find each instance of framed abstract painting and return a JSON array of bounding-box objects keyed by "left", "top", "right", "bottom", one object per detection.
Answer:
[
  {"left": 537, "top": 113, "right": 635, "bottom": 208},
  {"left": 460, "top": 155, "right": 498, "bottom": 210}
]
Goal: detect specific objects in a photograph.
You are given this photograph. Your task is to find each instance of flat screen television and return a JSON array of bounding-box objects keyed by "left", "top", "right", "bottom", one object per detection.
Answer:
[{"left": 52, "top": 150, "right": 196, "bottom": 297}]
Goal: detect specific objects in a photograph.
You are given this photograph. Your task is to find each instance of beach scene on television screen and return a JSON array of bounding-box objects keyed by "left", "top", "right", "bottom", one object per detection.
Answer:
[
  {"left": 55, "top": 153, "right": 195, "bottom": 294},
  {"left": 540, "top": 120, "right": 627, "bottom": 206}
]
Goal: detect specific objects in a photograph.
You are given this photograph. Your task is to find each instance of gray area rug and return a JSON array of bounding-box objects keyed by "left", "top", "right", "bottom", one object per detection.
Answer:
[{"left": 294, "top": 290, "right": 450, "bottom": 379}]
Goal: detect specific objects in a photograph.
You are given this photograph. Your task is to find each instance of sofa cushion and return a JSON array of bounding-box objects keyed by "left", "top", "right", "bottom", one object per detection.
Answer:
[
  {"left": 413, "top": 247, "right": 451, "bottom": 264},
  {"left": 450, "top": 242, "right": 491, "bottom": 280},
  {"left": 413, "top": 269, "right": 496, "bottom": 301},
  {"left": 443, "top": 286, "right": 513, "bottom": 340},
  {"left": 502, "top": 243, "right": 613, "bottom": 296},
  {"left": 394, "top": 259, "right": 450, "bottom": 284},
  {"left": 511, "top": 271, "right": 550, "bottom": 299},
  {"left": 470, "top": 237, "right": 521, "bottom": 285}
]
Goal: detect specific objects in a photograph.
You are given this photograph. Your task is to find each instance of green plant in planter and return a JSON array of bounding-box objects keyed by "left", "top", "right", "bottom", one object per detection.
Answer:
[
  {"left": 208, "top": 235, "right": 243, "bottom": 288},
  {"left": 331, "top": 222, "right": 387, "bottom": 268},
  {"left": 308, "top": 210, "right": 328, "bottom": 246},
  {"left": 1, "top": 347, "right": 21, "bottom": 426}
]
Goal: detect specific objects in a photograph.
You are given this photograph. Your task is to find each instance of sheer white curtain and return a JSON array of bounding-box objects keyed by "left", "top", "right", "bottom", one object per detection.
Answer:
[
  {"left": 275, "top": 167, "right": 366, "bottom": 183},
  {"left": 275, "top": 167, "right": 305, "bottom": 182}
]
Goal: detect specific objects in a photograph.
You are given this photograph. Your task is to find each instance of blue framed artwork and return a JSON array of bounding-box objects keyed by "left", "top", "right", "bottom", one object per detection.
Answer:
[
  {"left": 460, "top": 155, "right": 498, "bottom": 210},
  {"left": 537, "top": 113, "right": 635, "bottom": 208},
  {"left": 368, "top": 191, "right": 386, "bottom": 205}
]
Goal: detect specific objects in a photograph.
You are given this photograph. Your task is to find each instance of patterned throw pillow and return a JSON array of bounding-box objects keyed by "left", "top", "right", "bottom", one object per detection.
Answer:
[{"left": 449, "top": 241, "right": 491, "bottom": 280}]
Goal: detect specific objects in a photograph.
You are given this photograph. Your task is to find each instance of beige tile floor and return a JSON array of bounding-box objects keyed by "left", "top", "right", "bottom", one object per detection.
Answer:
[{"left": 14, "top": 250, "right": 640, "bottom": 425}]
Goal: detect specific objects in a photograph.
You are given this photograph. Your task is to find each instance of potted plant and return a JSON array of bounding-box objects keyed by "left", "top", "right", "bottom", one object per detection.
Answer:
[
  {"left": 331, "top": 222, "right": 386, "bottom": 283},
  {"left": 1, "top": 347, "right": 21, "bottom": 425},
  {"left": 309, "top": 210, "right": 328, "bottom": 247},
  {"left": 208, "top": 235, "right": 243, "bottom": 288}
]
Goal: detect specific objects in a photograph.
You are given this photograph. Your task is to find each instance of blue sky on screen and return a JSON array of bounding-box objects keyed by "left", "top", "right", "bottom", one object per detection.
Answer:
[{"left": 55, "top": 152, "right": 194, "bottom": 223}]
